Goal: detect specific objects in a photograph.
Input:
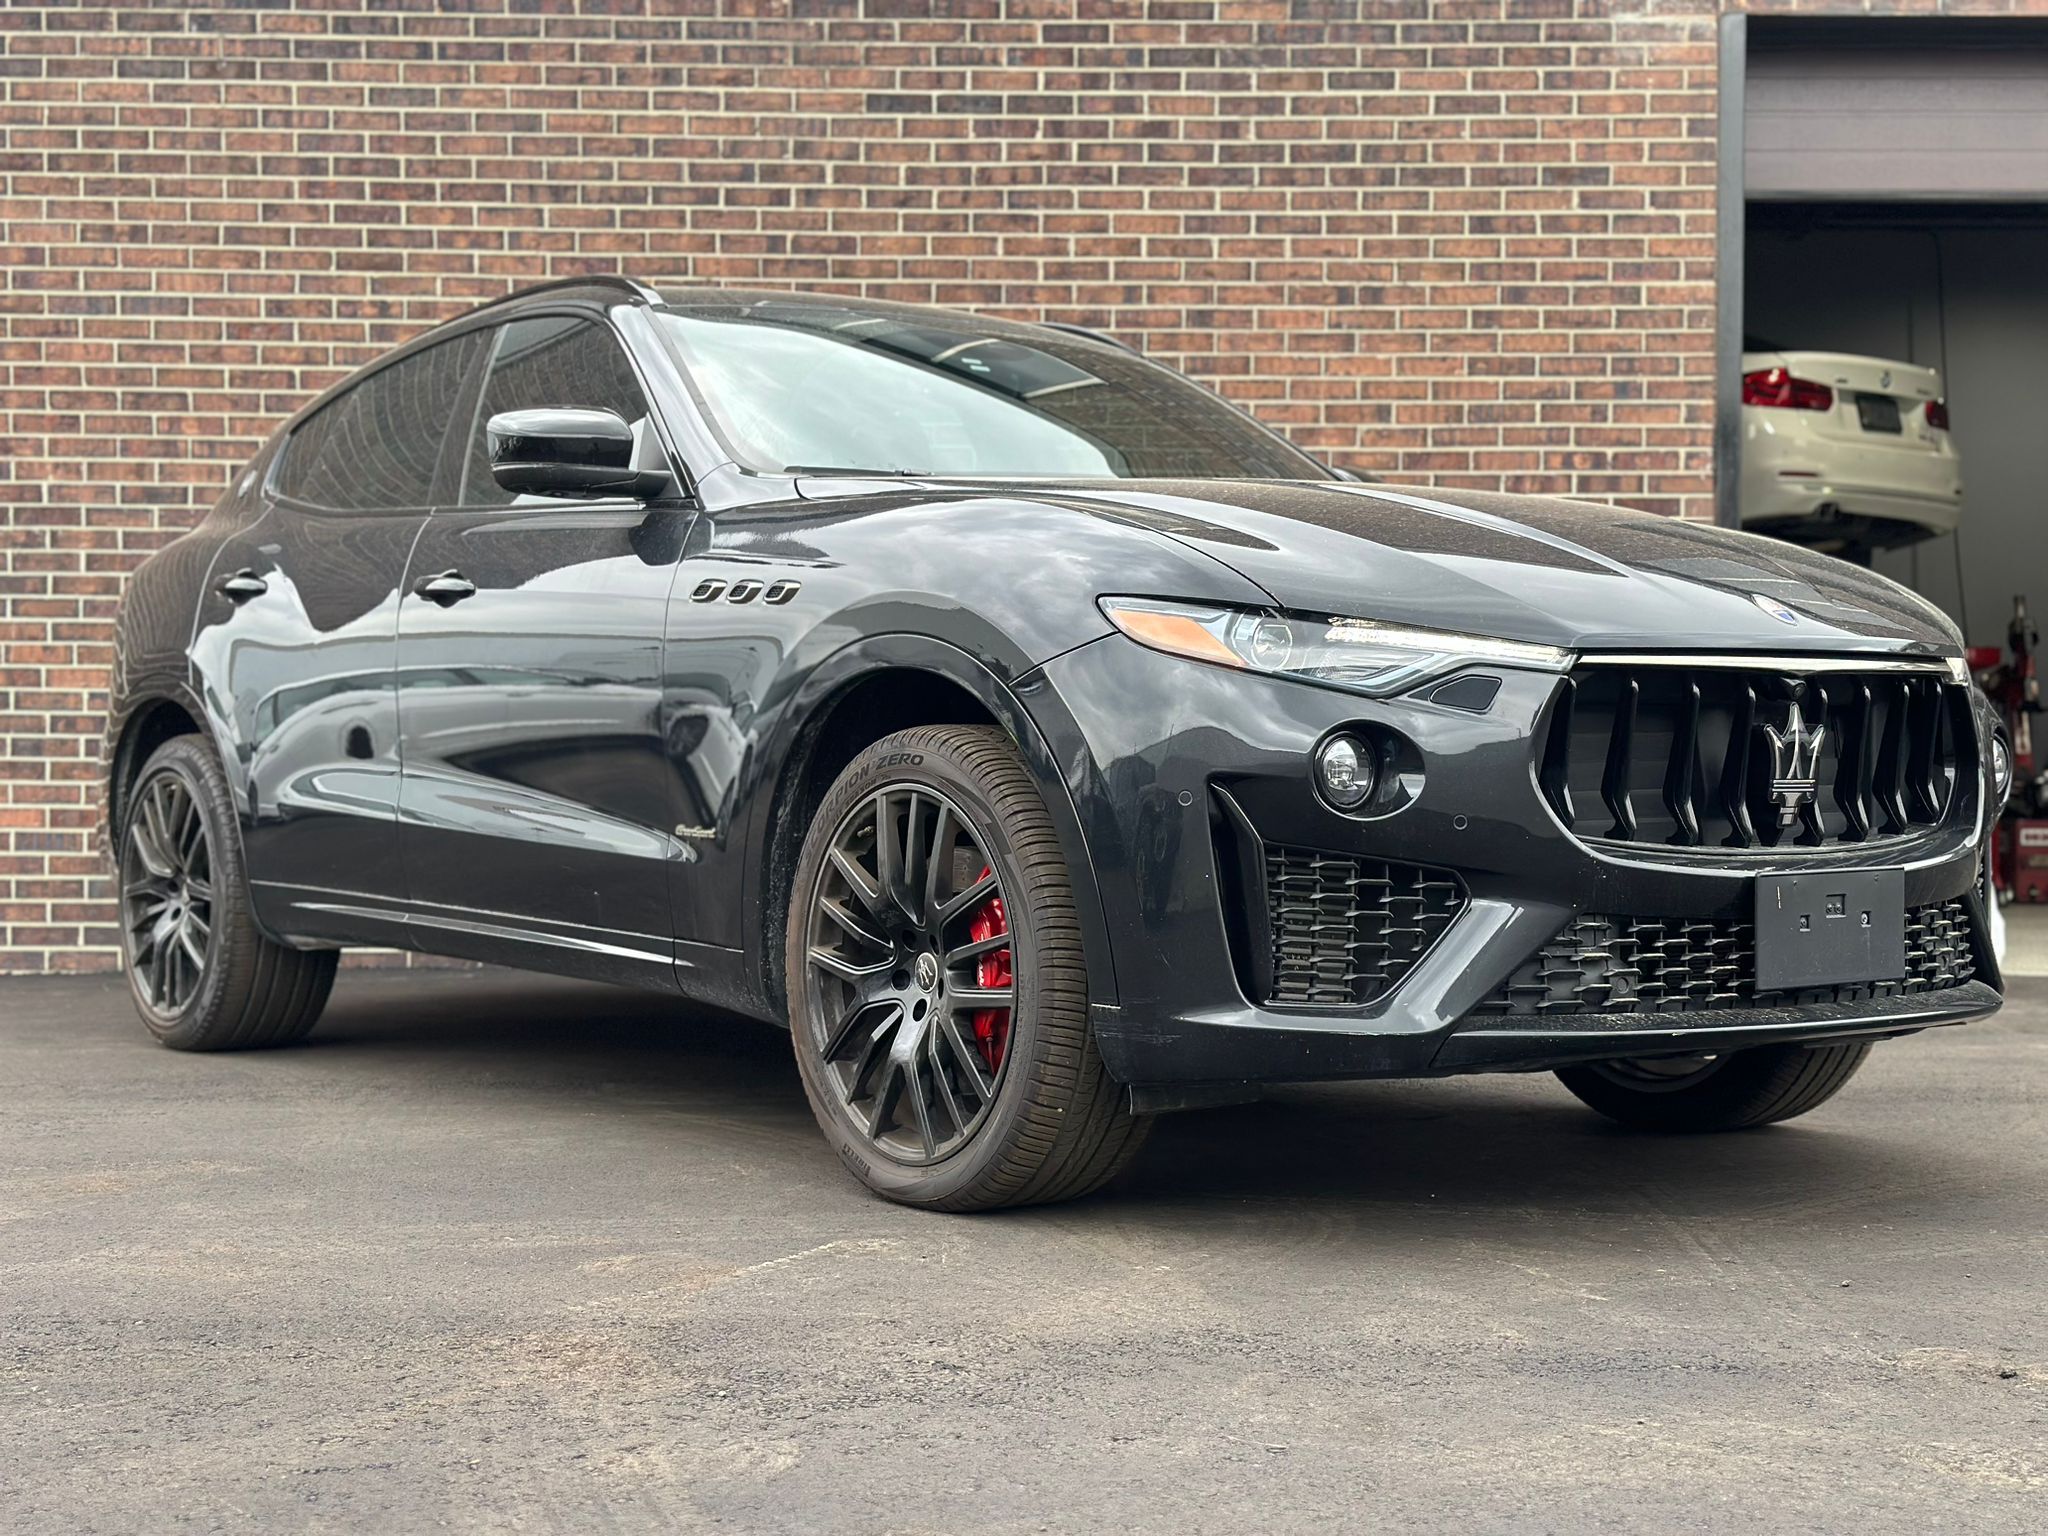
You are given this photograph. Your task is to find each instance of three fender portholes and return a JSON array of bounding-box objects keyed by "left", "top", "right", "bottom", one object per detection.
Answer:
[{"left": 690, "top": 578, "right": 800, "bottom": 605}]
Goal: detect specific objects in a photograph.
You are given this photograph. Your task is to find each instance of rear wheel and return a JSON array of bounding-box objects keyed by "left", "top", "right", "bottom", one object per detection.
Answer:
[
  {"left": 119, "top": 736, "right": 336, "bottom": 1051},
  {"left": 1555, "top": 1041, "right": 1871, "bottom": 1132},
  {"left": 787, "top": 725, "right": 1149, "bottom": 1211}
]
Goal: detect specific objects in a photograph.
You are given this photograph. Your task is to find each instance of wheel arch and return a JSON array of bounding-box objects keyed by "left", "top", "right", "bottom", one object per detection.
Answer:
[
  {"left": 106, "top": 683, "right": 212, "bottom": 846},
  {"left": 747, "top": 636, "right": 1116, "bottom": 1021},
  {"left": 104, "top": 677, "right": 295, "bottom": 949}
]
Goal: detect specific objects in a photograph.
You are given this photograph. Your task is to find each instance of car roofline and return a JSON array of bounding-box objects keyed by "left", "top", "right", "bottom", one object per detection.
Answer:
[{"left": 466, "top": 275, "right": 666, "bottom": 314}]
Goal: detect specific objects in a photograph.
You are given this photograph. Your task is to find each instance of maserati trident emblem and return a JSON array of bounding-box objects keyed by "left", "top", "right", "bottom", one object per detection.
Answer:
[
  {"left": 1761, "top": 702, "right": 1825, "bottom": 826},
  {"left": 1751, "top": 592, "right": 1800, "bottom": 625}
]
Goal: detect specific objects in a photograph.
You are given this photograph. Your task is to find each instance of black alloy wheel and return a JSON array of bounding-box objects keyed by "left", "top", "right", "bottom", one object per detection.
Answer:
[
  {"left": 121, "top": 766, "right": 216, "bottom": 1018},
  {"left": 118, "top": 736, "right": 337, "bottom": 1050},
  {"left": 1583, "top": 1054, "right": 1725, "bottom": 1093},
  {"left": 1556, "top": 1040, "right": 1873, "bottom": 1132},
  {"left": 787, "top": 725, "right": 1149, "bottom": 1211},
  {"left": 803, "top": 784, "right": 1015, "bottom": 1164}
]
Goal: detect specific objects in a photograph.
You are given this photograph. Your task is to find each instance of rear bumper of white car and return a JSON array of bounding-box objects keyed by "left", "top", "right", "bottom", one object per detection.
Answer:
[{"left": 1739, "top": 409, "right": 1962, "bottom": 541}]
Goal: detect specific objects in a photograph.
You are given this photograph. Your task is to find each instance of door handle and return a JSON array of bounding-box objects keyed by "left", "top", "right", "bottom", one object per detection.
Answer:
[
  {"left": 413, "top": 570, "right": 477, "bottom": 606},
  {"left": 216, "top": 569, "right": 268, "bottom": 604}
]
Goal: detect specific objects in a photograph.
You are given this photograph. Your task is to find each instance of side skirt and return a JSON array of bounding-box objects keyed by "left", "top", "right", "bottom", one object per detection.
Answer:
[{"left": 253, "top": 881, "right": 706, "bottom": 993}]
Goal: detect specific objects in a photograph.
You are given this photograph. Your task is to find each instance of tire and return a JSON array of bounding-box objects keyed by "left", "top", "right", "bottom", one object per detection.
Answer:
[
  {"left": 118, "top": 735, "right": 337, "bottom": 1051},
  {"left": 1555, "top": 1040, "right": 1872, "bottom": 1132},
  {"left": 786, "top": 725, "right": 1149, "bottom": 1211}
]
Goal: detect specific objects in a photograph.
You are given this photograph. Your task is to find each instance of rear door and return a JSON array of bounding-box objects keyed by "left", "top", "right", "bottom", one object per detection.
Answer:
[
  {"left": 188, "top": 328, "right": 488, "bottom": 945},
  {"left": 394, "top": 312, "right": 697, "bottom": 985}
]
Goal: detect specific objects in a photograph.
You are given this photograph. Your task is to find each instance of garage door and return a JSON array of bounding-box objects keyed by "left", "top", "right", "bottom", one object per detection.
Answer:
[{"left": 1748, "top": 44, "right": 2048, "bottom": 200}]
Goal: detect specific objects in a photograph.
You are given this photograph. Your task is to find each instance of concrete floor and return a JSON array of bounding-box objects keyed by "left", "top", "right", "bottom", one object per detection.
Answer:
[
  {"left": 2001, "top": 902, "right": 2048, "bottom": 977},
  {"left": 3, "top": 969, "right": 2043, "bottom": 1534}
]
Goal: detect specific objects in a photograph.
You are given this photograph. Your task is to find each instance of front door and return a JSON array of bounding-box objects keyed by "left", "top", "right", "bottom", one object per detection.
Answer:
[
  {"left": 189, "top": 327, "right": 488, "bottom": 946},
  {"left": 394, "top": 313, "right": 695, "bottom": 985}
]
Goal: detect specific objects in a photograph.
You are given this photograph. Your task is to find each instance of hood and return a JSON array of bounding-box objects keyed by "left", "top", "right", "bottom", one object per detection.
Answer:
[{"left": 798, "top": 474, "right": 1964, "bottom": 656}]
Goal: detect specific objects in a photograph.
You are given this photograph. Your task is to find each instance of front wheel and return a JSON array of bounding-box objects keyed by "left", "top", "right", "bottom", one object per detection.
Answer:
[
  {"left": 786, "top": 725, "right": 1149, "bottom": 1211},
  {"left": 1555, "top": 1041, "right": 1872, "bottom": 1132},
  {"left": 118, "top": 735, "right": 337, "bottom": 1051}
]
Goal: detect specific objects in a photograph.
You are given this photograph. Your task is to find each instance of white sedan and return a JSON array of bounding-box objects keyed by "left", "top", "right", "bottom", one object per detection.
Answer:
[{"left": 1738, "top": 343, "right": 1962, "bottom": 559}]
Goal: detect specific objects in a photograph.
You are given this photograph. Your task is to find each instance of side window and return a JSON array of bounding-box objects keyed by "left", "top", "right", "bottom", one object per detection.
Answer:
[
  {"left": 273, "top": 330, "right": 487, "bottom": 511},
  {"left": 461, "top": 316, "right": 653, "bottom": 506}
]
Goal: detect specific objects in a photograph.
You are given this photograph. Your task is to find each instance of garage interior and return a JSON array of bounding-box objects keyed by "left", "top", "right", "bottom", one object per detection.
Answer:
[
  {"left": 1747, "top": 202, "right": 2045, "bottom": 644},
  {"left": 1737, "top": 18, "right": 2048, "bottom": 939},
  {"left": 1742, "top": 20, "right": 2048, "bottom": 647}
]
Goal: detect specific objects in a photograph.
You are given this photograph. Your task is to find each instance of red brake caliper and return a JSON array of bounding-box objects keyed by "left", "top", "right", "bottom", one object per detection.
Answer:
[{"left": 966, "top": 866, "right": 1011, "bottom": 1072}]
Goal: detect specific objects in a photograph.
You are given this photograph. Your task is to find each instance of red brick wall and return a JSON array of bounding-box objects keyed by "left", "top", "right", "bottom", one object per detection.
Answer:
[{"left": 0, "top": 0, "right": 2003, "bottom": 972}]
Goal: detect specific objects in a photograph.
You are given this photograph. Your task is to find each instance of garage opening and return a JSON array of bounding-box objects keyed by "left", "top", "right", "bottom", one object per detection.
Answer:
[
  {"left": 1745, "top": 200, "right": 2047, "bottom": 645},
  {"left": 1730, "top": 16, "right": 2048, "bottom": 922},
  {"left": 1735, "top": 19, "right": 2048, "bottom": 651}
]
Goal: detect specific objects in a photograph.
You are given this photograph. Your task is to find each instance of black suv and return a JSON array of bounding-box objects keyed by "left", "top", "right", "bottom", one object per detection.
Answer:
[{"left": 107, "top": 278, "right": 2006, "bottom": 1209}]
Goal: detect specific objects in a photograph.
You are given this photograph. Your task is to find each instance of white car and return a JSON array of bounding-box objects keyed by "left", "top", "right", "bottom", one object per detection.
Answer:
[{"left": 1738, "top": 343, "right": 1962, "bottom": 559}]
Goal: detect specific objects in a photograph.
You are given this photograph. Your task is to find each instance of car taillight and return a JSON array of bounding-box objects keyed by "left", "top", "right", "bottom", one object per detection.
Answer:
[
  {"left": 1741, "top": 367, "right": 1833, "bottom": 411},
  {"left": 1925, "top": 399, "right": 1950, "bottom": 431},
  {"left": 1741, "top": 367, "right": 1833, "bottom": 410}
]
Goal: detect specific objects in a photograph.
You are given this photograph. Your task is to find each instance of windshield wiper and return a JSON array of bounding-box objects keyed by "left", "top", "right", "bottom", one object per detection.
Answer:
[{"left": 785, "top": 464, "right": 934, "bottom": 477}]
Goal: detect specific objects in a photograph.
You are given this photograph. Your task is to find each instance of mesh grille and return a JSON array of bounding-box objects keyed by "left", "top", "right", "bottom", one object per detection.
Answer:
[
  {"left": 1477, "top": 899, "right": 1976, "bottom": 1017},
  {"left": 1264, "top": 848, "right": 1465, "bottom": 1007}
]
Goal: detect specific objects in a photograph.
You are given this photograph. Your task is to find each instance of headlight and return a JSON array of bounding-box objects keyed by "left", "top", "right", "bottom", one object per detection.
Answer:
[{"left": 1098, "top": 597, "right": 1573, "bottom": 697}]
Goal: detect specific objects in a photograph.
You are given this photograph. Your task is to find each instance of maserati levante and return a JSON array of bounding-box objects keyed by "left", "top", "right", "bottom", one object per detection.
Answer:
[{"left": 107, "top": 279, "right": 2009, "bottom": 1209}]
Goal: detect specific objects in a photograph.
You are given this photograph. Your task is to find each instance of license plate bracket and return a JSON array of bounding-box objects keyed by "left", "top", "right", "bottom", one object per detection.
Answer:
[
  {"left": 1754, "top": 870, "right": 1906, "bottom": 992},
  {"left": 1855, "top": 393, "right": 1902, "bottom": 433}
]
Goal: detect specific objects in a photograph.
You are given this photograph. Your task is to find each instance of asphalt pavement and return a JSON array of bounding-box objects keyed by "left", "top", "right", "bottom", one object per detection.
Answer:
[{"left": 3, "top": 967, "right": 2043, "bottom": 1533}]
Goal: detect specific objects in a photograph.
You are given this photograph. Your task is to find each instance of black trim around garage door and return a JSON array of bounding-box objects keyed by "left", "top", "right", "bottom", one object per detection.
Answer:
[{"left": 1714, "top": 12, "right": 1746, "bottom": 531}]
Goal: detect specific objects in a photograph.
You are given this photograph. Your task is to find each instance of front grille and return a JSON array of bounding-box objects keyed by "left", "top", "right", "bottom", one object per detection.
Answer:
[
  {"left": 1539, "top": 663, "right": 1971, "bottom": 851},
  {"left": 1263, "top": 848, "right": 1464, "bottom": 1007},
  {"left": 1477, "top": 899, "right": 1976, "bottom": 1017}
]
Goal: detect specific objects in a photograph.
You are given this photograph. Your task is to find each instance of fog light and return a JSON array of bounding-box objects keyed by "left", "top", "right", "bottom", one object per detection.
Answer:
[
  {"left": 1314, "top": 733, "right": 1376, "bottom": 810},
  {"left": 1990, "top": 734, "right": 2014, "bottom": 803}
]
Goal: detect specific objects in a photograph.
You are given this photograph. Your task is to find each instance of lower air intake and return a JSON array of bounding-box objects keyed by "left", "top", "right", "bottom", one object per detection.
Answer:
[
  {"left": 1477, "top": 899, "right": 1976, "bottom": 1017},
  {"left": 1263, "top": 848, "right": 1465, "bottom": 1007}
]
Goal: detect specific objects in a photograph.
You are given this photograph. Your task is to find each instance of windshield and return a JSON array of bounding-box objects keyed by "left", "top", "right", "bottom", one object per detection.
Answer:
[{"left": 654, "top": 300, "right": 1330, "bottom": 481}]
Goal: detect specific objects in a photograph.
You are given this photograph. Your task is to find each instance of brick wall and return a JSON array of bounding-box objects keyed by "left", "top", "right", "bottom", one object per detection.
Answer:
[{"left": 0, "top": 0, "right": 2012, "bottom": 973}]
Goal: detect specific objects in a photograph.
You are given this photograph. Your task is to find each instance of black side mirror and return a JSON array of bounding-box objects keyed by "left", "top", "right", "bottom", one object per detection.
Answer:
[{"left": 486, "top": 407, "right": 672, "bottom": 499}]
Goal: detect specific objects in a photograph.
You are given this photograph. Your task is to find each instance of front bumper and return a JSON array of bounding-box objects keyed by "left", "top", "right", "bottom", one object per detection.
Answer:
[{"left": 1030, "top": 636, "right": 2004, "bottom": 1094}]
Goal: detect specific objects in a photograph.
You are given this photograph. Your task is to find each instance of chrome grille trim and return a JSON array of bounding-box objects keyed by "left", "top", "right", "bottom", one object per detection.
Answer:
[{"left": 1576, "top": 653, "right": 1959, "bottom": 676}]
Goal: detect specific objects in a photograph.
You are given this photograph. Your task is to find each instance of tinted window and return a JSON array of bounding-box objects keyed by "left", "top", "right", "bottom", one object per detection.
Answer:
[
  {"left": 274, "top": 331, "right": 486, "bottom": 511},
  {"left": 460, "top": 316, "right": 653, "bottom": 505},
  {"left": 654, "top": 300, "right": 1328, "bottom": 481}
]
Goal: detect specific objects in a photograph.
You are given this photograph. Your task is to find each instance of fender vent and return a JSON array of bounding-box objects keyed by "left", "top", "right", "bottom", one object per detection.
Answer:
[
  {"left": 1263, "top": 848, "right": 1465, "bottom": 1007},
  {"left": 1476, "top": 899, "right": 1976, "bottom": 1017}
]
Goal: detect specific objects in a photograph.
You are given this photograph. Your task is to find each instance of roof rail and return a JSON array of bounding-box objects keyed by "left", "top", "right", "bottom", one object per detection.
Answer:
[
  {"left": 1037, "top": 319, "right": 1142, "bottom": 355},
  {"left": 468, "top": 275, "right": 664, "bottom": 314}
]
